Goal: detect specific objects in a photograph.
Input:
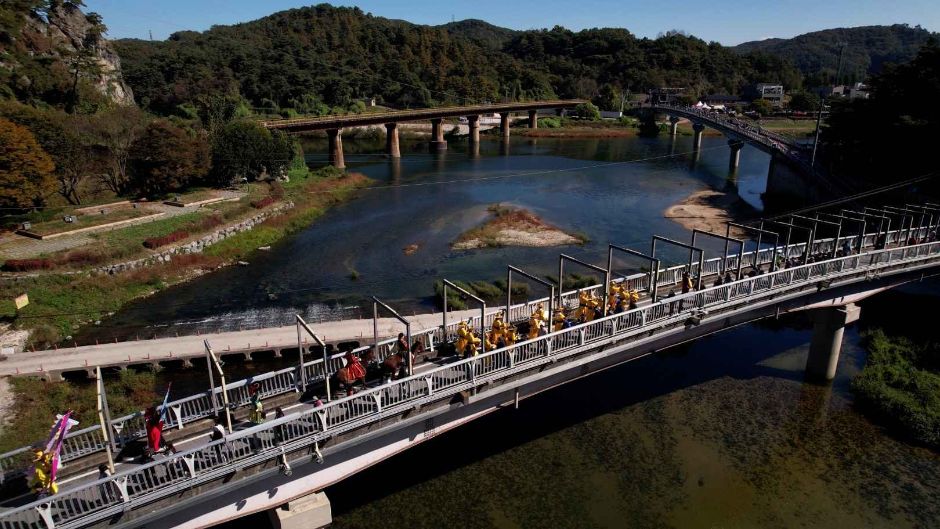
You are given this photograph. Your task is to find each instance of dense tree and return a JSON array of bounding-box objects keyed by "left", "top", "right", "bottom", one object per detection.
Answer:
[
  {"left": 750, "top": 98, "right": 773, "bottom": 116},
  {"left": 0, "top": 101, "right": 98, "bottom": 204},
  {"left": 128, "top": 119, "right": 210, "bottom": 195},
  {"left": 0, "top": 117, "right": 56, "bottom": 208},
  {"left": 734, "top": 25, "right": 935, "bottom": 87},
  {"left": 210, "top": 121, "right": 294, "bottom": 185},
  {"left": 787, "top": 91, "right": 820, "bottom": 111},
  {"left": 85, "top": 106, "right": 147, "bottom": 194},
  {"left": 574, "top": 102, "right": 601, "bottom": 120},
  {"left": 822, "top": 39, "right": 940, "bottom": 184}
]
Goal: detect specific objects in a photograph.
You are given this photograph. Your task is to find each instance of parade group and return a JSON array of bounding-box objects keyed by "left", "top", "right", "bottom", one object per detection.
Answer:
[{"left": 454, "top": 281, "right": 644, "bottom": 357}]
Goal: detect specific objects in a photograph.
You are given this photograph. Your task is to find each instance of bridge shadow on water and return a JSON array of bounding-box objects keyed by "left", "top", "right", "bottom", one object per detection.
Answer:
[{"left": 322, "top": 313, "right": 818, "bottom": 517}]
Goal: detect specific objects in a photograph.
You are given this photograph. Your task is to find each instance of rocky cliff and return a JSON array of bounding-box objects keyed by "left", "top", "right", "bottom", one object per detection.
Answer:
[{"left": 2, "top": 1, "right": 133, "bottom": 106}]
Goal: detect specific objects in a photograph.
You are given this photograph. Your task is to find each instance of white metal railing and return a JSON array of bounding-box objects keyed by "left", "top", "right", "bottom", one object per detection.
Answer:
[
  {"left": 0, "top": 223, "right": 932, "bottom": 486},
  {"left": 3, "top": 235, "right": 939, "bottom": 529}
]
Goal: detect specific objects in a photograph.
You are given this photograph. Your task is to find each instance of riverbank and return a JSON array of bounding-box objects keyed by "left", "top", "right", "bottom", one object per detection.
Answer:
[
  {"left": 663, "top": 189, "right": 754, "bottom": 236},
  {"left": 0, "top": 170, "right": 373, "bottom": 348},
  {"left": 453, "top": 205, "right": 586, "bottom": 250}
]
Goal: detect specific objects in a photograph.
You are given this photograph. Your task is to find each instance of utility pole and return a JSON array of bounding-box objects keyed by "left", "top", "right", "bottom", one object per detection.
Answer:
[{"left": 811, "top": 98, "right": 825, "bottom": 170}]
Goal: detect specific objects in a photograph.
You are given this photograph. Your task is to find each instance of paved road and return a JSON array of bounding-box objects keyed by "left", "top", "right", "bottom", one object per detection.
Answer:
[{"left": 0, "top": 308, "right": 487, "bottom": 377}]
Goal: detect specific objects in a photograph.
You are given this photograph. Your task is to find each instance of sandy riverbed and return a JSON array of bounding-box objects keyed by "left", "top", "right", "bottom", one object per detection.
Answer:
[
  {"left": 453, "top": 206, "right": 584, "bottom": 250},
  {"left": 663, "top": 189, "right": 752, "bottom": 237}
]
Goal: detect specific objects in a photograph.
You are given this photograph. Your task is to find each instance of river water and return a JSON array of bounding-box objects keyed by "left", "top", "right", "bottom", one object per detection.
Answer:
[
  {"left": 156, "top": 133, "right": 940, "bottom": 528},
  {"left": 77, "top": 134, "right": 770, "bottom": 342}
]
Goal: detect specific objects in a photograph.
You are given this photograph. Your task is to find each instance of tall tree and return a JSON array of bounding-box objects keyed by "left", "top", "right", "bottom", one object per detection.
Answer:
[
  {"left": 86, "top": 106, "right": 147, "bottom": 194},
  {"left": 211, "top": 121, "right": 294, "bottom": 185},
  {"left": 129, "top": 119, "right": 210, "bottom": 196},
  {"left": 0, "top": 117, "right": 56, "bottom": 208}
]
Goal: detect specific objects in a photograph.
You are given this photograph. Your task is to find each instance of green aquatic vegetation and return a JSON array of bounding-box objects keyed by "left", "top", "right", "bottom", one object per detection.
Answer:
[{"left": 852, "top": 329, "right": 940, "bottom": 449}]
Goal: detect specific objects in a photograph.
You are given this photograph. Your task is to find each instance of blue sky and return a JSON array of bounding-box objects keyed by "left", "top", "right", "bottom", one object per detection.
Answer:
[{"left": 84, "top": 0, "right": 938, "bottom": 45}]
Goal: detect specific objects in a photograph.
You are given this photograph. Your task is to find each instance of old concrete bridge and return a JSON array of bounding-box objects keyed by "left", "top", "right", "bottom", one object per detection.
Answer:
[{"left": 260, "top": 100, "right": 585, "bottom": 168}]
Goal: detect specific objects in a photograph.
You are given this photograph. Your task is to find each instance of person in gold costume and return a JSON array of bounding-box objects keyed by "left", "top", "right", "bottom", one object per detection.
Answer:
[
  {"left": 455, "top": 320, "right": 481, "bottom": 357},
  {"left": 30, "top": 450, "right": 57, "bottom": 496},
  {"left": 552, "top": 307, "right": 567, "bottom": 332}
]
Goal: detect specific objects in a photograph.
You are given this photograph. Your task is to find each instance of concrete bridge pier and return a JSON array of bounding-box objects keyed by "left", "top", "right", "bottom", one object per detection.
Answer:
[
  {"left": 467, "top": 115, "right": 480, "bottom": 143},
  {"left": 728, "top": 139, "right": 744, "bottom": 171},
  {"left": 268, "top": 491, "right": 331, "bottom": 529},
  {"left": 467, "top": 114, "right": 481, "bottom": 157},
  {"left": 500, "top": 112, "right": 511, "bottom": 138},
  {"left": 806, "top": 303, "right": 860, "bottom": 382},
  {"left": 429, "top": 118, "right": 447, "bottom": 151},
  {"left": 669, "top": 116, "right": 681, "bottom": 136},
  {"left": 384, "top": 123, "right": 400, "bottom": 158},
  {"left": 692, "top": 122, "right": 706, "bottom": 151},
  {"left": 528, "top": 109, "right": 538, "bottom": 129},
  {"left": 327, "top": 129, "right": 345, "bottom": 169}
]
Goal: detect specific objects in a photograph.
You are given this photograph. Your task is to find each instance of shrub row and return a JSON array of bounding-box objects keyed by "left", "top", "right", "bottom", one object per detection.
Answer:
[
  {"left": 198, "top": 214, "right": 224, "bottom": 231},
  {"left": 1, "top": 259, "right": 54, "bottom": 272},
  {"left": 143, "top": 230, "right": 189, "bottom": 249},
  {"left": 250, "top": 196, "right": 276, "bottom": 209}
]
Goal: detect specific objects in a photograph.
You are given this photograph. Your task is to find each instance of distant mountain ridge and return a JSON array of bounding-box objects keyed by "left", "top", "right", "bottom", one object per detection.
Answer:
[
  {"left": 733, "top": 24, "right": 936, "bottom": 83},
  {"left": 108, "top": 5, "right": 935, "bottom": 115}
]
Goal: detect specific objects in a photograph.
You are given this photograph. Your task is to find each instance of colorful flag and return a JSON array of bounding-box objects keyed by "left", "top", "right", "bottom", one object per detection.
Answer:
[
  {"left": 48, "top": 411, "right": 78, "bottom": 485},
  {"left": 158, "top": 383, "right": 172, "bottom": 422}
]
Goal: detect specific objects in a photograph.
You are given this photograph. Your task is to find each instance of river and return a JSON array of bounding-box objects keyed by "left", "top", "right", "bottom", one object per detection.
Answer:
[{"left": 76, "top": 133, "right": 770, "bottom": 342}]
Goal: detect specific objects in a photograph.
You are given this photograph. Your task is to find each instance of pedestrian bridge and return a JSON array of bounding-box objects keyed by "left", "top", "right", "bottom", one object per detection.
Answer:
[
  {"left": 650, "top": 104, "right": 851, "bottom": 198},
  {"left": 2, "top": 210, "right": 940, "bottom": 529}
]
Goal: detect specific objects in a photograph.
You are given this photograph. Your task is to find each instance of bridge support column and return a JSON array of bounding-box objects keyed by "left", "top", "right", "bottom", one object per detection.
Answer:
[
  {"left": 728, "top": 139, "right": 744, "bottom": 170},
  {"left": 806, "top": 303, "right": 860, "bottom": 382},
  {"left": 528, "top": 109, "right": 538, "bottom": 129},
  {"left": 429, "top": 118, "right": 447, "bottom": 151},
  {"left": 692, "top": 122, "right": 705, "bottom": 151},
  {"left": 384, "top": 122, "right": 400, "bottom": 158},
  {"left": 500, "top": 112, "right": 511, "bottom": 138},
  {"left": 327, "top": 129, "right": 345, "bottom": 169},
  {"left": 467, "top": 114, "right": 480, "bottom": 144},
  {"left": 669, "top": 116, "right": 681, "bottom": 136},
  {"left": 269, "top": 491, "right": 332, "bottom": 529}
]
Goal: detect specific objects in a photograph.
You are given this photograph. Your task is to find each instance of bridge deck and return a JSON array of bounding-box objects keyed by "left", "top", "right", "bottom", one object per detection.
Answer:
[{"left": 260, "top": 100, "right": 584, "bottom": 132}]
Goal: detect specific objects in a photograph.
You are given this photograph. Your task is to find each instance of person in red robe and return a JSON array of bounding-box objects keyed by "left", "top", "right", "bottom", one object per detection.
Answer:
[
  {"left": 344, "top": 351, "right": 366, "bottom": 380},
  {"left": 144, "top": 407, "right": 163, "bottom": 460}
]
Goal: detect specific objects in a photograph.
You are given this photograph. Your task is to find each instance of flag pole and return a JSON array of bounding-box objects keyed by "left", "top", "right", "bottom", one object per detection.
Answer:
[{"left": 95, "top": 366, "right": 116, "bottom": 474}]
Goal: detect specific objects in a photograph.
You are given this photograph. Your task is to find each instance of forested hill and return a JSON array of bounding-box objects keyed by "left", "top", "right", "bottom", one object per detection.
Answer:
[
  {"left": 113, "top": 4, "right": 799, "bottom": 115},
  {"left": 733, "top": 24, "right": 936, "bottom": 85},
  {"left": 441, "top": 19, "right": 517, "bottom": 49}
]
